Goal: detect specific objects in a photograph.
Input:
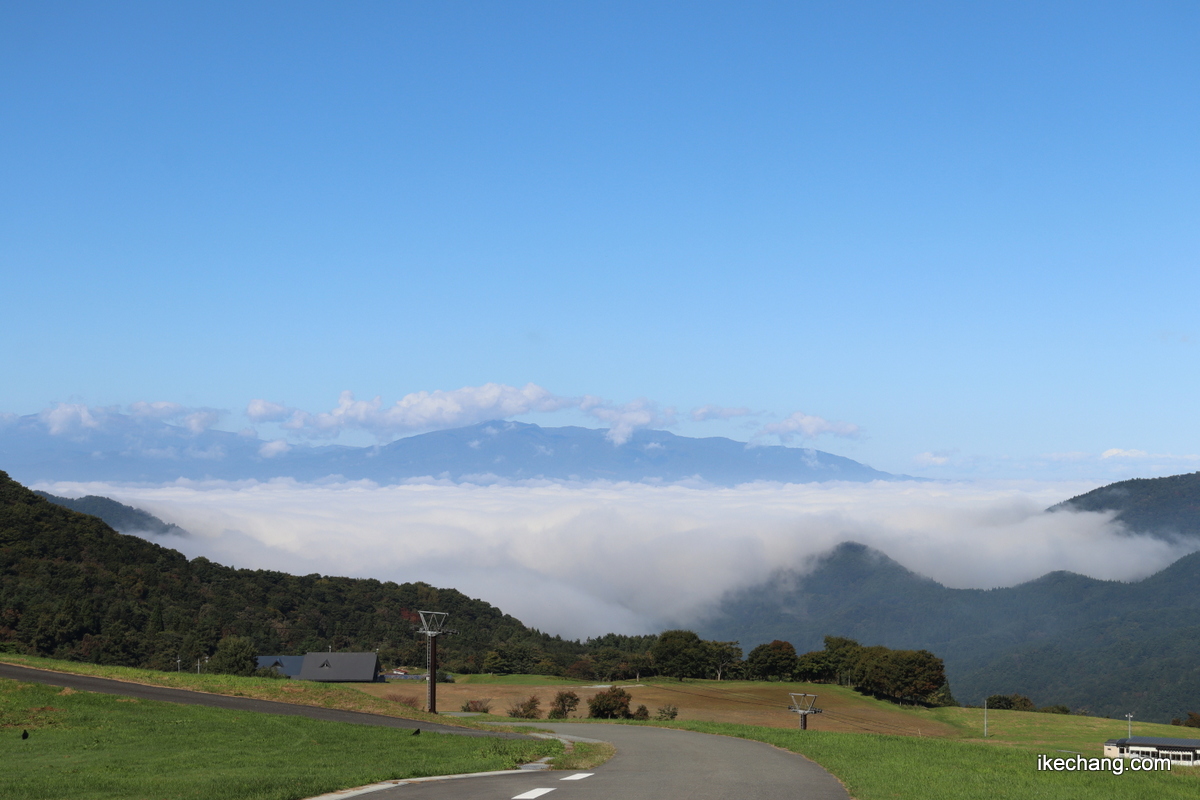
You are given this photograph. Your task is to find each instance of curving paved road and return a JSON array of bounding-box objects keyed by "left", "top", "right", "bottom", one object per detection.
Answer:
[
  {"left": 362, "top": 722, "right": 850, "bottom": 800},
  {"left": 0, "top": 662, "right": 512, "bottom": 738}
]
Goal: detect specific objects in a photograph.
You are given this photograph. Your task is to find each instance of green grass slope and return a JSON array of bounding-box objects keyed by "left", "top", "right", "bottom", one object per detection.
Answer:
[{"left": 1, "top": 677, "right": 558, "bottom": 800}]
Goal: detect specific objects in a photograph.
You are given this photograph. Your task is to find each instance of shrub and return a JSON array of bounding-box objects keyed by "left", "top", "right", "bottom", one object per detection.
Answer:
[
  {"left": 507, "top": 695, "right": 542, "bottom": 719},
  {"left": 461, "top": 698, "right": 493, "bottom": 713},
  {"left": 384, "top": 693, "right": 421, "bottom": 709},
  {"left": 655, "top": 704, "right": 678, "bottom": 721},
  {"left": 631, "top": 704, "right": 650, "bottom": 721},
  {"left": 252, "top": 666, "right": 288, "bottom": 679},
  {"left": 207, "top": 636, "right": 258, "bottom": 677},
  {"left": 986, "top": 694, "right": 1034, "bottom": 712},
  {"left": 587, "top": 687, "right": 632, "bottom": 719},
  {"left": 548, "top": 690, "right": 581, "bottom": 719}
]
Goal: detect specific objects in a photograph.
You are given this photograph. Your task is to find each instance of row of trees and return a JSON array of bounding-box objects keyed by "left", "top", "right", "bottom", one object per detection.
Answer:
[{"left": 795, "top": 636, "right": 951, "bottom": 706}]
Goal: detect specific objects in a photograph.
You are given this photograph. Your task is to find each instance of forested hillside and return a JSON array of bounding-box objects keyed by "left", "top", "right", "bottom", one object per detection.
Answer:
[
  {"left": 1051, "top": 471, "right": 1200, "bottom": 540},
  {"left": 1, "top": 471, "right": 585, "bottom": 672},
  {"left": 34, "top": 491, "right": 186, "bottom": 536},
  {"left": 698, "top": 541, "right": 1200, "bottom": 722}
]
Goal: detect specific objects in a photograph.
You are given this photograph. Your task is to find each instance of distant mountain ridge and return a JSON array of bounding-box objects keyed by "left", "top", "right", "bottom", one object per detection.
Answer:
[
  {"left": 697, "top": 538, "right": 1200, "bottom": 723},
  {"left": 33, "top": 492, "right": 186, "bottom": 536},
  {"left": 0, "top": 414, "right": 897, "bottom": 486}
]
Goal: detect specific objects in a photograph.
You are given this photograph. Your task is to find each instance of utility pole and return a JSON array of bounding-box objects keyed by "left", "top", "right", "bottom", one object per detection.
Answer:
[
  {"left": 983, "top": 697, "right": 988, "bottom": 738},
  {"left": 417, "top": 612, "right": 456, "bottom": 714},
  {"left": 1126, "top": 713, "right": 1134, "bottom": 738}
]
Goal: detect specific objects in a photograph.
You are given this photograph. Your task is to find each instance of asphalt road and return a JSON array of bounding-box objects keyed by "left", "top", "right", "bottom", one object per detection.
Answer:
[
  {"left": 0, "top": 662, "right": 512, "bottom": 738},
  {"left": 362, "top": 722, "right": 851, "bottom": 800}
]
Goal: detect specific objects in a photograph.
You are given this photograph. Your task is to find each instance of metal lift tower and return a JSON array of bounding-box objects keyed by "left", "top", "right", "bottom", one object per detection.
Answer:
[
  {"left": 417, "top": 611, "right": 454, "bottom": 714},
  {"left": 788, "top": 693, "right": 823, "bottom": 730}
]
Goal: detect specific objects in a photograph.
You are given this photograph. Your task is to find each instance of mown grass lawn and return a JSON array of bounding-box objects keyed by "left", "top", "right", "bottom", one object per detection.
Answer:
[
  {"left": 661, "top": 721, "right": 1200, "bottom": 800},
  {"left": 1, "top": 678, "right": 559, "bottom": 800}
]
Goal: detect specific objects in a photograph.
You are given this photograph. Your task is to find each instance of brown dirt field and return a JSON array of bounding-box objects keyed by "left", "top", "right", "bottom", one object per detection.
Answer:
[{"left": 354, "top": 679, "right": 960, "bottom": 738}]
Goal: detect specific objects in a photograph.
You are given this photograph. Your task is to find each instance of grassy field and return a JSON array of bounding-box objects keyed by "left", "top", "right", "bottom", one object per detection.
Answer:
[
  {"left": 452, "top": 673, "right": 579, "bottom": 685},
  {"left": 9, "top": 657, "right": 1197, "bottom": 800},
  {"left": 378, "top": 675, "right": 1186, "bottom": 752},
  {"left": 0, "top": 677, "right": 559, "bottom": 800},
  {"left": 659, "top": 721, "right": 1200, "bottom": 800}
]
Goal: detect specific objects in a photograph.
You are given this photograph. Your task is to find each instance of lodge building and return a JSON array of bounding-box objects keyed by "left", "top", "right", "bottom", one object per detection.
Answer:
[{"left": 1103, "top": 736, "right": 1200, "bottom": 765}]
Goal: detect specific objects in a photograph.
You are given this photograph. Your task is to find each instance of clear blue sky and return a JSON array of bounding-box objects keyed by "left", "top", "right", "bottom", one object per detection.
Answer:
[{"left": 2, "top": 1, "right": 1197, "bottom": 480}]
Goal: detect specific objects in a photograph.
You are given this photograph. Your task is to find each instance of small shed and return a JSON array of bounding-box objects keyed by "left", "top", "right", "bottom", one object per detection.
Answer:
[
  {"left": 256, "top": 655, "right": 305, "bottom": 678},
  {"left": 297, "top": 652, "right": 380, "bottom": 683}
]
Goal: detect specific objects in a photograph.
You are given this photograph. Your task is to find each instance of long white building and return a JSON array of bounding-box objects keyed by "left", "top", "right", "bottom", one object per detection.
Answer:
[{"left": 1103, "top": 736, "right": 1200, "bottom": 766}]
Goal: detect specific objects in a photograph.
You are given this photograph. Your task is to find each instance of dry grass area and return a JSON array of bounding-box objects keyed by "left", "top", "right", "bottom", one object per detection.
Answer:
[{"left": 355, "top": 678, "right": 961, "bottom": 737}]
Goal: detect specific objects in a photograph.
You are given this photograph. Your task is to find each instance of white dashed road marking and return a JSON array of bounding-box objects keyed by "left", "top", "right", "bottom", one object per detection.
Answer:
[
  {"left": 559, "top": 774, "right": 594, "bottom": 781},
  {"left": 513, "top": 790, "right": 557, "bottom": 799}
]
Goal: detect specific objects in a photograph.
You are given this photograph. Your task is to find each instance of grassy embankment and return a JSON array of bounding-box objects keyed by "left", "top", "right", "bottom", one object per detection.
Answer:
[
  {"left": 0, "top": 677, "right": 559, "bottom": 800},
  {"left": 0, "top": 653, "right": 456, "bottom": 726}
]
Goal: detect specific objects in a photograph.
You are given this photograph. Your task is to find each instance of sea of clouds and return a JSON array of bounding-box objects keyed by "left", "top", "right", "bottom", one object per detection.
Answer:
[{"left": 35, "top": 478, "right": 1198, "bottom": 640}]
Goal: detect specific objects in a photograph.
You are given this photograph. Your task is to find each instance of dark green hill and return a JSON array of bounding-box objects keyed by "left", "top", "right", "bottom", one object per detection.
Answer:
[
  {"left": 1050, "top": 471, "right": 1200, "bottom": 540},
  {"left": 1, "top": 470, "right": 584, "bottom": 672},
  {"left": 698, "top": 541, "right": 1200, "bottom": 723},
  {"left": 33, "top": 491, "right": 186, "bottom": 536}
]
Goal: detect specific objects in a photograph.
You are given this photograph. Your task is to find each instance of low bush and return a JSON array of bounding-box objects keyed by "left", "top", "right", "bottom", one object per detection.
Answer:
[
  {"left": 548, "top": 690, "right": 581, "bottom": 719},
  {"left": 631, "top": 704, "right": 650, "bottom": 721},
  {"left": 587, "top": 686, "right": 632, "bottom": 719},
  {"left": 656, "top": 704, "right": 679, "bottom": 721},
  {"left": 383, "top": 692, "right": 421, "bottom": 709},
  {"left": 461, "top": 698, "right": 493, "bottom": 713},
  {"left": 507, "top": 695, "right": 542, "bottom": 719}
]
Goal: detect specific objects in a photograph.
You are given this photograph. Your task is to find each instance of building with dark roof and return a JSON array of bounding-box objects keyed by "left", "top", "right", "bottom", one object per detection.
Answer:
[
  {"left": 256, "top": 655, "right": 305, "bottom": 678},
  {"left": 297, "top": 652, "right": 380, "bottom": 683},
  {"left": 1104, "top": 736, "right": 1200, "bottom": 765}
]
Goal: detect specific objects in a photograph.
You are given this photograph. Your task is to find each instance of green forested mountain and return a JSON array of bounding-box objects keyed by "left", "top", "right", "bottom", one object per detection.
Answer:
[
  {"left": 33, "top": 491, "right": 186, "bottom": 536},
  {"left": 698, "top": 541, "right": 1200, "bottom": 723},
  {"left": 1, "top": 471, "right": 585, "bottom": 672},
  {"left": 1051, "top": 471, "right": 1200, "bottom": 540}
]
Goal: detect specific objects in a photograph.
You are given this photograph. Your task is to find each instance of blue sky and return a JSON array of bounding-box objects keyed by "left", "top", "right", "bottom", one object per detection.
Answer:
[{"left": 2, "top": 1, "right": 1198, "bottom": 480}]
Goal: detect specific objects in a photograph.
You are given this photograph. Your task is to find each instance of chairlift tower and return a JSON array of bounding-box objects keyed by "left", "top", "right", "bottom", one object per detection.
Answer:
[
  {"left": 417, "top": 611, "right": 455, "bottom": 714},
  {"left": 788, "top": 693, "right": 823, "bottom": 730}
]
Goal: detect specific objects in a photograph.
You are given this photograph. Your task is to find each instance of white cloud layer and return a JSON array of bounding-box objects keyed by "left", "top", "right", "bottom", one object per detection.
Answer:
[
  {"left": 36, "top": 478, "right": 1198, "bottom": 641},
  {"left": 691, "top": 405, "right": 753, "bottom": 422},
  {"left": 37, "top": 401, "right": 224, "bottom": 435},
  {"left": 248, "top": 385, "right": 687, "bottom": 445},
  {"left": 758, "top": 410, "right": 860, "bottom": 442}
]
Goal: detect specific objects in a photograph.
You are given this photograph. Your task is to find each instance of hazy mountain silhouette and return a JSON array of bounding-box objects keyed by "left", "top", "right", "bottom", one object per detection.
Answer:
[{"left": 0, "top": 415, "right": 897, "bottom": 486}]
